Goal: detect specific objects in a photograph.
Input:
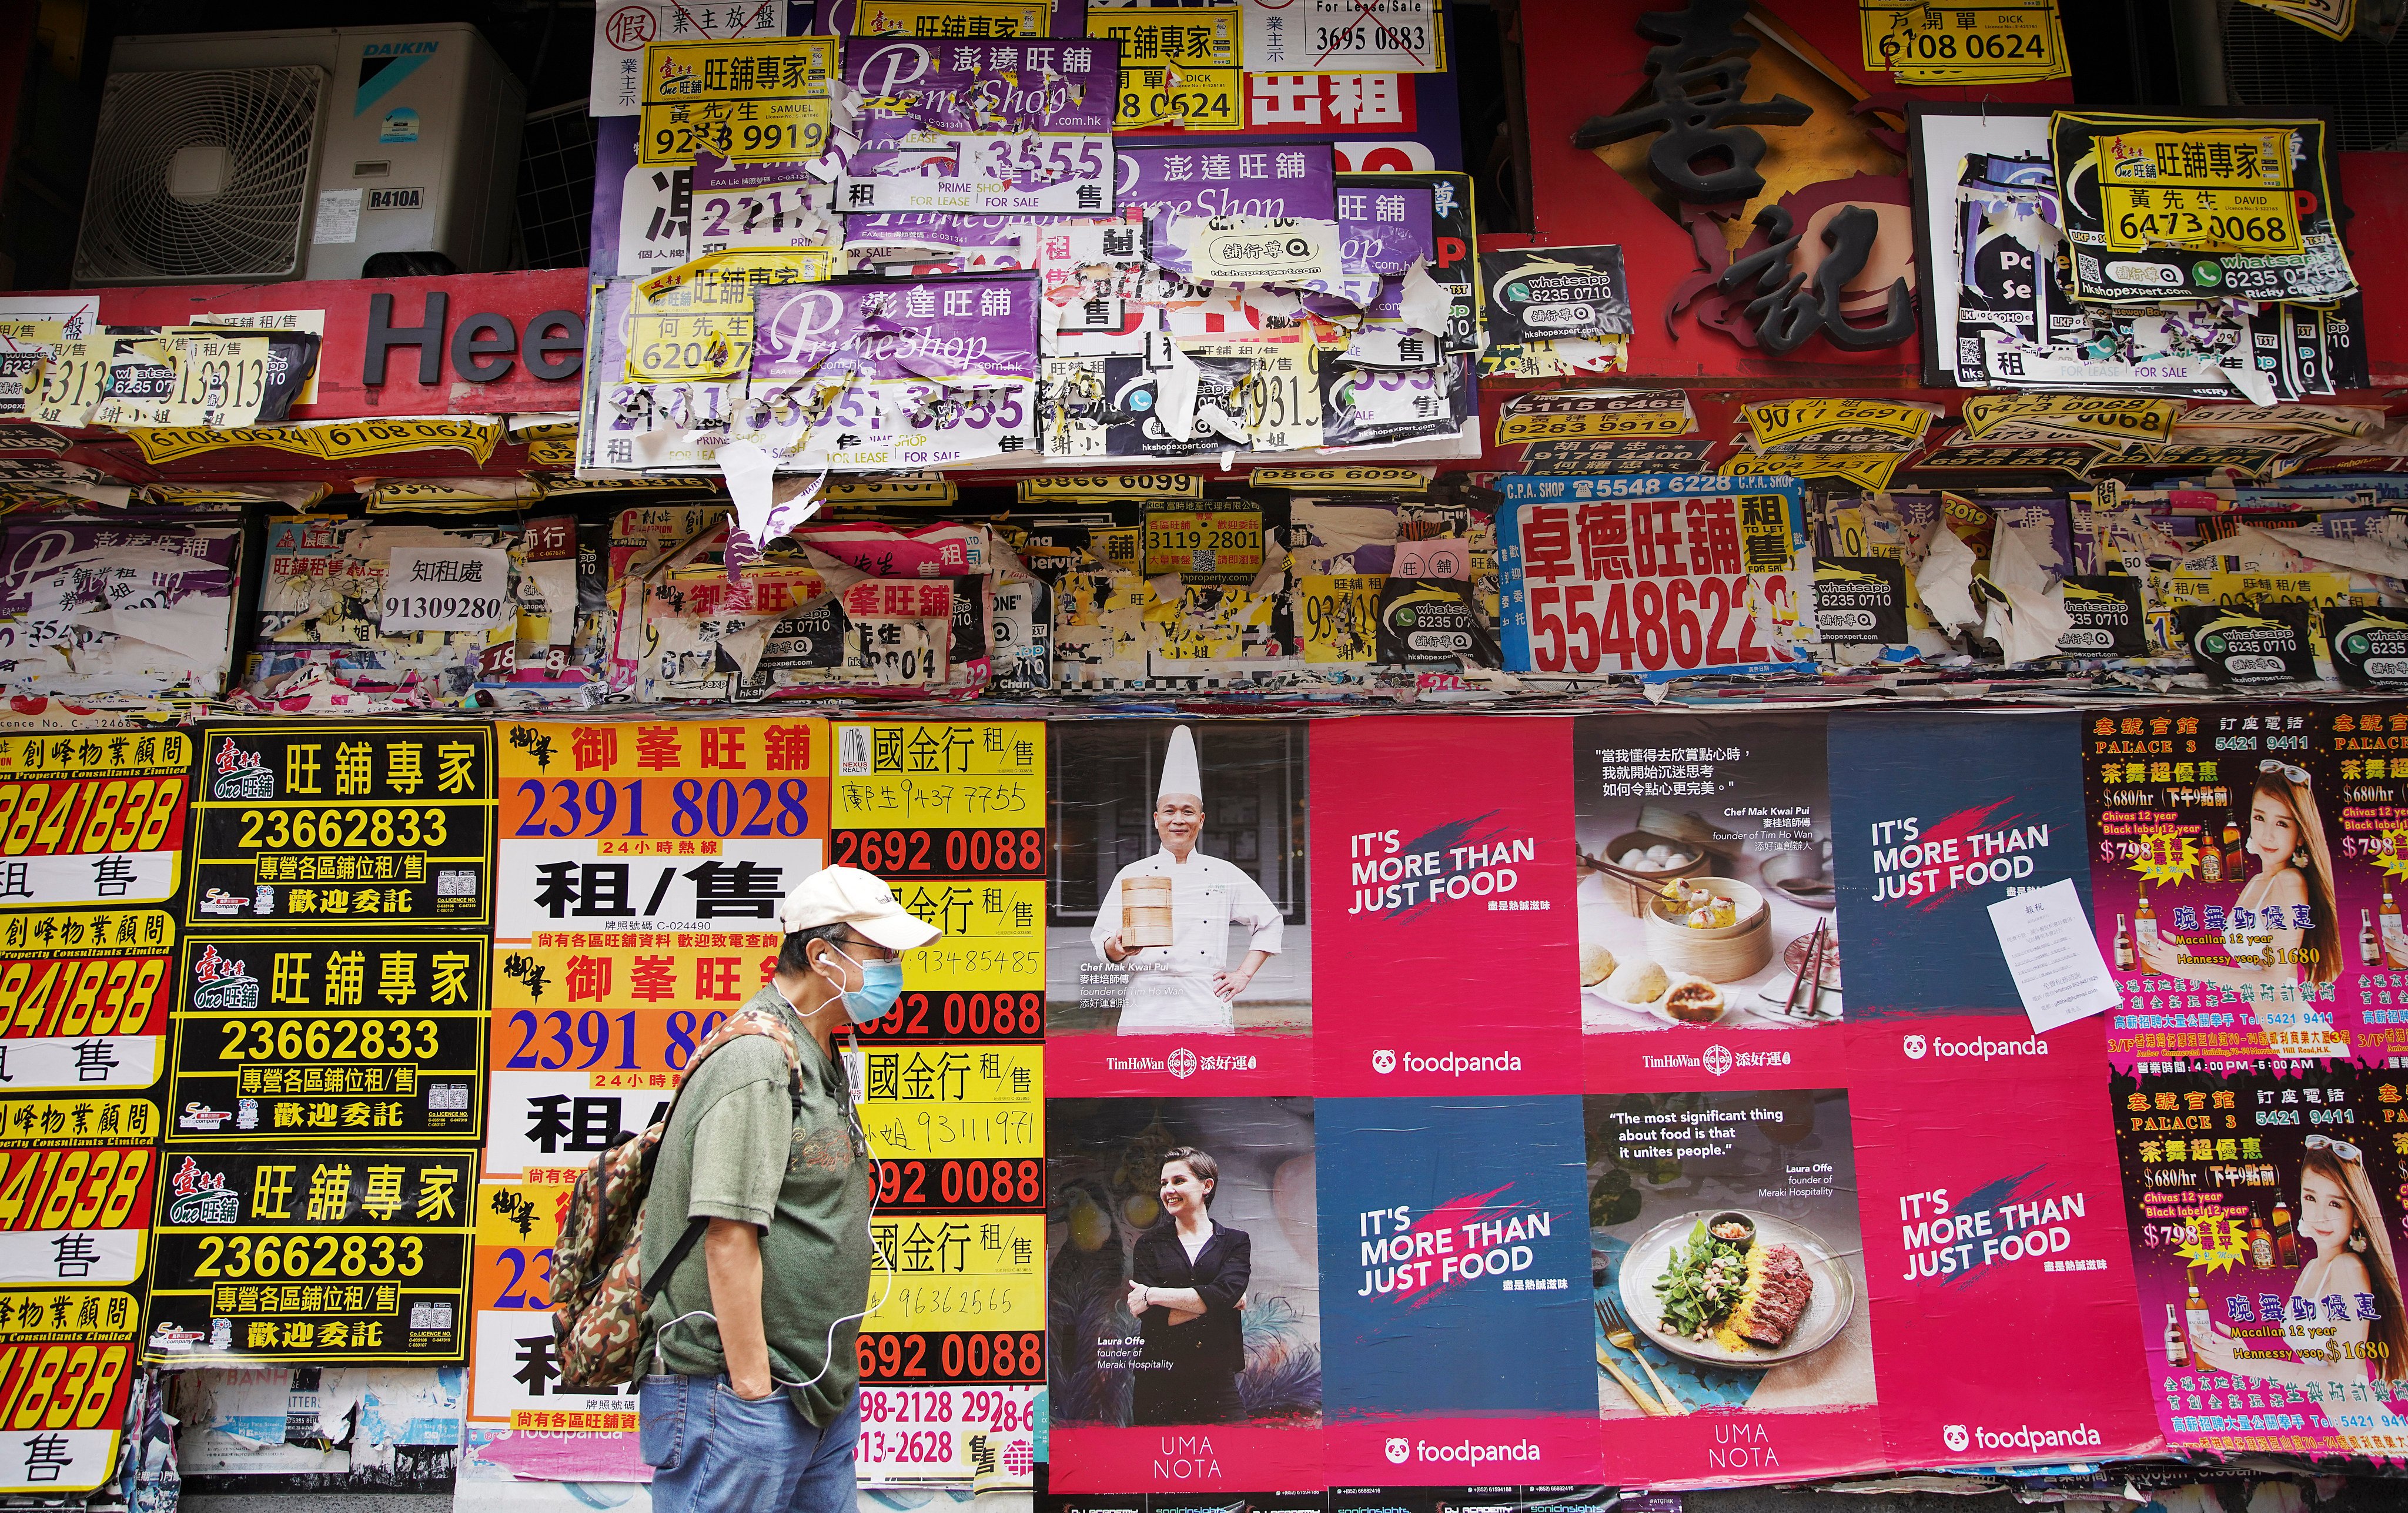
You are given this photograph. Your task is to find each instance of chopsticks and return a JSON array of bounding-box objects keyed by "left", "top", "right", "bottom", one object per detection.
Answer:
[{"left": 1785, "top": 918, "right": 1830, "bottom": 1019}]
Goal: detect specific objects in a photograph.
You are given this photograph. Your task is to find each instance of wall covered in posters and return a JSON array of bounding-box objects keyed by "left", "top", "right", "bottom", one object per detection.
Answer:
[{"left": 0, "top": 706, "right": 2404, "bottom": 1499}]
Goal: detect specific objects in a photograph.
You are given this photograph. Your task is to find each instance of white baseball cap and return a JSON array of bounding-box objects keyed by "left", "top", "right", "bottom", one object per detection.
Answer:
[{"left": 777, "top": 865, "right": 941, "bottom": 950}]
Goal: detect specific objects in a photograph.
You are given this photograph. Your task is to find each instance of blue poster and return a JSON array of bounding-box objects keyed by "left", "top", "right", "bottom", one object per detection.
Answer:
[
  {"left": 1828, "top": 712, "right": 2092, "bottom": 1016},
  {"left": 1317, "top": 1096, "right": 1594, "bottom": 1418}
]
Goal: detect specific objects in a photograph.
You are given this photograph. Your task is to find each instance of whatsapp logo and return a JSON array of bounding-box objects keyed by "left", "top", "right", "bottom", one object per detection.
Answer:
[{"left": 2192, "top": 259, "right": 2224, "bottom": 288}]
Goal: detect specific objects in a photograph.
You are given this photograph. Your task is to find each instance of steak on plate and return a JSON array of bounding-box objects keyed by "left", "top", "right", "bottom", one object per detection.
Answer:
[{"left": 1732, "top": 1243, "right": 1813, "bottom": 1347}]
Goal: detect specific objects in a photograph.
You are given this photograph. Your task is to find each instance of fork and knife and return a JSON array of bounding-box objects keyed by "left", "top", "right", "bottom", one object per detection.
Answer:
[{"left": 1590, "top": 1255, "right": 1683, "bottom": 1415}]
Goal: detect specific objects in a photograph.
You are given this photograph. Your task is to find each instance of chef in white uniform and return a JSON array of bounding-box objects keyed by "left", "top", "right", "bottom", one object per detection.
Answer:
[{"left": 1093, "top": 726, "right": 1284, "bottom": 1034}]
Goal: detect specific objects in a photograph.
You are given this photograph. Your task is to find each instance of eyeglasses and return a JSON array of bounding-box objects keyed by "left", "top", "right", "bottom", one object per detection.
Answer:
[
  {"left": 2306, "top": 1133, "right": 2363, "bottom": 1162},
  {"left": 2260, "top": 759, "right": 2310, "bottom": 784},
  {"left": 837, "top": 934, "right": 899, "bottom": 963}
]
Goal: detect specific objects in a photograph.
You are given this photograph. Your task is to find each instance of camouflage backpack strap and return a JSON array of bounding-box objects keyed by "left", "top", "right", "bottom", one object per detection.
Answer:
[{"left": 636, "top": 1003, "right": 808, "bottom": 1308}]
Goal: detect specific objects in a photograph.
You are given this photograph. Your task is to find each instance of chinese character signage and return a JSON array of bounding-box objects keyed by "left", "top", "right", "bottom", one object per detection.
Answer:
[
  {"left": 168, "top": 933, "right": 488, "bottom": 1143},
  {"left": 1496, "top": 475, "right": 1807, "bottom": 679},
  {"left": 143, "top": 1147, "right": 477, "bottom": 1364},
  {"left": 187, "top": 724, "right": 496, "bottom": 929},
  {"left": 838, "top": 722, "right": 1044, "bottom": 1470}
]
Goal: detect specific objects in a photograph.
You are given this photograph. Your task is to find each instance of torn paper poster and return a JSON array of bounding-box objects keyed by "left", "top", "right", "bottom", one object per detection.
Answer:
[
  {"left": 1336, "top": 176, "right": 1436, "bottom": 280},
  {"left": 585, "top": 272, "right": 1043, "bottom": 474},
  {"left": 173, "top": 1366, "right": 464, "bottom": 1485},
  {"left": 1322, "top": 356, "right": 1466, "bottom": 447},
  {"left": 246, "top": 518, "right": 524, "bottom": 707},
  {"left": 457, "top": 1424, "right": 651, "bottom": 1498},
  {"left": 849, "top": 35, "right": 1120, "bottom": 138},
  {"left": 839, "top": 132, "right": 1116, "bottom": 215},
  {"left": 1115, "top": 141, "right": 1337, "bottom": 220},
  {"left": 1158, "top": 213, "right": 1343, "bottom": 290},
  {"left": 85, "top": 327, "right": 320, "bottom": 430},
  {"left": 1050, "top": 559, "right": 1156, "bottom": 688},
  {"left": 1479, "top": 336, "right": 1628, "bottom": 379},
  {"left": 838, "top": 38, "right": 1119, "bottom": 213},
  {"left": 690, "top": 155, "right": 844, "bottom": 260},
  {"left": 844, "top": 210, "right": 1034, "bottom": 273},
  {"left": 628, "top": 525, "right": 981, "bottom": 699},
  {"left": 1979, "top": 511, "right": 2075, "bottom": 665},
  {"left": 173, "top": 1368, "right": 349, "bottom": 1477},
  {"left": 985, "top": 539, "right": 1053, "bottom": 694},
  {"left": 0, "top": 519, "right": 242, "bottom": 700},
  {"left": 800, "top": 520, "right": 992, "bottom": 577}
]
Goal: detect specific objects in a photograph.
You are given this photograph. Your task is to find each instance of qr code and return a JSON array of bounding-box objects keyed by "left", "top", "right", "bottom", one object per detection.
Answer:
[
  {"left": 409, "top": 1302, "right": 454, "bottom": 1330},
  {"left": 1195, "top": 549, "right": 1217, "bottom": 571},
  {"left": 436, "top": 870, "right": 476, "bottom": 897},
  {"left": 427, "top": 1083, "right": 469, "bottom": 1112}
]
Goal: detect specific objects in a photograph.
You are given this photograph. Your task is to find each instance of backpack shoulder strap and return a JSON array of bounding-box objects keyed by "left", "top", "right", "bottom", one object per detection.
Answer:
[
  {"left": 637, "top": 1007, "right": 810, "bottom": 1304},
  {"left": 668, "top": 1005, "right": 808, "bottom": 1129}
]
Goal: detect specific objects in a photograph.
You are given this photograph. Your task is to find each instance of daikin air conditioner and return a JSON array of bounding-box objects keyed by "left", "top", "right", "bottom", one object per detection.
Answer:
[{"left": 72, "top": 24, "right": 526, "bottom": 286}]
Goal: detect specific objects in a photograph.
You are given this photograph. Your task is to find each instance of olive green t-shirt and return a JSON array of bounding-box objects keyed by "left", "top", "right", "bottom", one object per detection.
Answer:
[{"left": 641, "top": 986, "right": 871, "bottom": 1424}]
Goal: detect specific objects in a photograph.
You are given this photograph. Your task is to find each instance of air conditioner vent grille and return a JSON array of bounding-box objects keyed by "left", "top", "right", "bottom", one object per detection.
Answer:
[
  {"left": 2223, "top": 6, "right": 2408, "bottom": 152},
  {"left": 72, "top": 66, "right": 326, "bottom": 284}
]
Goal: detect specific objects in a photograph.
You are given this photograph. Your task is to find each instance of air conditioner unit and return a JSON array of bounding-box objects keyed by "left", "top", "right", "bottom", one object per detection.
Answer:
[{"left": 72, "top": 24, "right": 527, "bottom": 286}]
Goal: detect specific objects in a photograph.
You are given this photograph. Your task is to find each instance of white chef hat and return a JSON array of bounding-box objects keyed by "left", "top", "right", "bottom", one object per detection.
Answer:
[{"left": 1157, "top": 725, "right": 1202, "bottom": 804}]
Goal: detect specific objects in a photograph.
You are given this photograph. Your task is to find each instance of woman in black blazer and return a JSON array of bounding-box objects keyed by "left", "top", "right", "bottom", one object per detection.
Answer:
[{"left": 1125, "top": 1145, "right": 1252, "bottom": 1424}]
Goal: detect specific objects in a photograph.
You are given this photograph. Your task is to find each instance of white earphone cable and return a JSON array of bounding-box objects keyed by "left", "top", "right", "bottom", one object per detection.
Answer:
[{"left": 652, "top": 1022, "right": 891, "bottom": 1393}]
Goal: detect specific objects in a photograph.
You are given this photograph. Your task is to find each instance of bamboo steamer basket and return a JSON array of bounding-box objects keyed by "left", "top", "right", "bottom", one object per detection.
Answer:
[
  {"left": 1596, "top": 805, "right": 1733, "bottom": 919},
  {"left": 1643, "top": 877, "right": 1774, "bottom": 979},
  {"left": 1119, "top": 875, "right": 1175, "bottom": 948}
]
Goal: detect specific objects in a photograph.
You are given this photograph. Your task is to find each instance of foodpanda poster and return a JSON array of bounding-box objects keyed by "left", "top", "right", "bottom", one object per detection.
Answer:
[
  {"left": 1311, "top": 717, "right": 1579, "bottom": 1096},
  {"left": 1046, "top": 1096, "right": 1323, "bottom": 1490},
  {"left": 1574, "top": 712, "right": 1848, "bottom": 1088},
  {"left": 1316, "top": 1096, "right": 1599, "bottom": 1484},
  {"left": 1847, "top": 1015, "right": 2164, "bottom": 1468},
  {"left": 1828, "top": 711, "right": 2091, "bottom": 1017},
  {"left": 1584, "top": 1089, "right": 1882, "bottom": 1486}
]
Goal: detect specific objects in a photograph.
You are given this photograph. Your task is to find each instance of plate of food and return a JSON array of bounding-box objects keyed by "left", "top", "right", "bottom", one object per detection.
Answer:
[
  {"left": 1590, "top": 956, "right": 1730, "bottom": 1026},
  {"left": 1616, "top": 1209, "right": 1855, "bottom": 1367}
]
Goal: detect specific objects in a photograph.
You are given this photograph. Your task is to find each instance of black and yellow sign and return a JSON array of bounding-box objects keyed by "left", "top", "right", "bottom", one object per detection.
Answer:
[
  {"left": 2052, "top": 112, "right": 2358, "bottom": 306},
  {"left": 168, "top": 934, "right": 487, "bottom": 1143},
  {"left": 1860, "top": 0, "right": 2068, "bottom": 85},
  {"left": 145, "top": 1146, "right": 476, "bottom": 1364},
  {"left": 1014, "top": 473, "right": 1202, "bottom": 503},
  {"left": 188, "top": 724, "right": 494, "bottom": 929},
  {"left": 1089, "top": 7, "right": 1239, "bottom": 130}
]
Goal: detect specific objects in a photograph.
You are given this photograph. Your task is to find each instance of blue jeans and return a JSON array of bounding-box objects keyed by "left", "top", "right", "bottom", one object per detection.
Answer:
[{"left": 640, "top": 1374, "right": 860, "bottom": 1513}]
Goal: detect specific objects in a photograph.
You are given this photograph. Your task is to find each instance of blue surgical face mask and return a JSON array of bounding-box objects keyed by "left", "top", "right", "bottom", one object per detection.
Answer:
[{"left": 825, "top": 945, "right": 904, "bottom": 1025}]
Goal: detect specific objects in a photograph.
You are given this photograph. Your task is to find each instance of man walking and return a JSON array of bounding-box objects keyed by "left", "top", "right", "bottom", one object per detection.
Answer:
[{"left": 638, "top": 866, "right": 938, "bottom": 1512}]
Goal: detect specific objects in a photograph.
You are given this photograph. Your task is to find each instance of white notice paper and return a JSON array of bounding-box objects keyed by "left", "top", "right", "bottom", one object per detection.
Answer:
[
  {"left": 313, "top": 189, "right": 363, "bottom": 246},
  {"left": 379, "top": 547, "right": 514, "bottom": 634},
  {"left": 1988, "top": 877, "right": 2122, "bottom": 1035}
]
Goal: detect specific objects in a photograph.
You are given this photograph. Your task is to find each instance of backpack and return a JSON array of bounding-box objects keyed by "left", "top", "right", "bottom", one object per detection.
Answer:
[{"left": 551, "top": 1002, "right": 805, "bottom": 1391}]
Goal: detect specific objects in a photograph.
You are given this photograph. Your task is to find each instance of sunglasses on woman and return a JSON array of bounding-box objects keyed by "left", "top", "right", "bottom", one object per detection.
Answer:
[
  {"left": 2306, "top": 1133, "right": 2363, "bottom": 1162},
  {"left": 2261, "top": 758, "right": 2310, "bottom": 784}
]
